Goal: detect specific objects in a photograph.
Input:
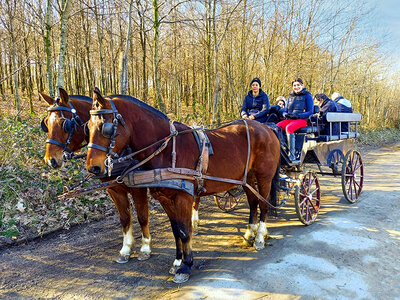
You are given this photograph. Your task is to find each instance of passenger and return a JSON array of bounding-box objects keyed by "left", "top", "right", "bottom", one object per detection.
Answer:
[
  {"left": 277, "top": 78, "right": 313, "bottom": 162},
  {"left": 276, "top": 96, "right": 286, "bottom": 109},
  {"left": 314, "top": 93, "right": 339, "bottom": 135},
  {"left": 331, "top": 92, "right": 353, "bottom": 131},
  {"left": 240, "top": 77, "right": 270, "bottom": 123}
]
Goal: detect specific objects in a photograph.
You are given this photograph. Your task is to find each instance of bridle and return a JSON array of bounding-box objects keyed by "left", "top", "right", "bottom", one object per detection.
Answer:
[
  {"left": 41, "top": 98, "right": 84, "bottom": 161},
  {"left": 88, "top": 99, "right": 130, "bottom": 176}
]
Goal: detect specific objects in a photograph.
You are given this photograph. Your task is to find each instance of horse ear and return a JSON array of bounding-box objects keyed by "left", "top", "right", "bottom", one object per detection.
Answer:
[
  {"left": 93, "top": 87, "right": 107, "bottom": 108},
  {"left": 58, "top": 87, "right": 70, "bottom": 106},
  {"left": 39, "top": 92, "right": 55, "bottom": 106}
]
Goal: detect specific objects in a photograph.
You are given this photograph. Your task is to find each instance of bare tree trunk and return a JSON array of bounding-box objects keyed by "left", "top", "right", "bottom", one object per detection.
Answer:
[
  {"left": 56, "top": 0, "right": 71, "bottom": 95},
  {"left": 94, "top": 0, "right": 106, "bottom": 92},
  {"left": 136, "top": 0, "right": 148, "bottom": 100},
  {"left": 120, "top": 0, "right": 134, "bottom": 94},
  {"left": 44, "top": 0, "right": 54, "bottom": 97},
  {"left": 152, "top": 0, "right": 165, "bottom": 111}
]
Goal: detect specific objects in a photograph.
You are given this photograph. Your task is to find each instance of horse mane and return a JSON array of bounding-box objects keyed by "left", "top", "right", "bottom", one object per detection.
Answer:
[
  {"left": 70, "top": 95, "right": 93, "bottom": 103},
  {"left": 108, "top": 94, "right": 169, "bottom": 121}
]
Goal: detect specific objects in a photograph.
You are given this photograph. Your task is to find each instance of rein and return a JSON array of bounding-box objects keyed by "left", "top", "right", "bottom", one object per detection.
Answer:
[{"left": 82, "top": 100, "right": 278, "bottom": 208}]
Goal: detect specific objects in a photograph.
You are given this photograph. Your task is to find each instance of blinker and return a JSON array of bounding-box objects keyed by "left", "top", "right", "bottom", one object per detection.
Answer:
[{"left": 41, "top": 118, "right": 48, "bottom": 132}]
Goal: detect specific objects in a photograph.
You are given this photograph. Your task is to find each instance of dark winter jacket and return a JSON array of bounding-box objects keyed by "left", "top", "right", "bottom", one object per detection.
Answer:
[
  {"left": 318, "top": 98, "right": 339, "bottom": 135},
  {"left": 334, "top": 96, "right": 353, "bottom": 113},
  {"left": 283, "top": 88, "right": 313, "bottom": 119},
  {"left": 334, "top": 96, "right": 353, "bottom": 131},
  {"left": 240, "top": 89, "right": 270, "bottom": 123}
]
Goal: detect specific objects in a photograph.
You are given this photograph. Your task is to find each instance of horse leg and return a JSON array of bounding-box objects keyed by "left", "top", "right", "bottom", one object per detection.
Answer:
[
  {"left": 129, "top": 188, "right": 151, "bottom": 261},
  {"left": 192, "top": 196, "right": 200, "bottom": 235},
  {"left": 253, "top": 174, "right": 274, "bottom": 250},
  {"left": 107, "top": 186, "right": 134, "bottom": 263},
  {"left": 243, "top": 174, "right": 259, "bottom": 246},
  {"left": 153, "top": 190, "right": 193, "bottom": 283}
]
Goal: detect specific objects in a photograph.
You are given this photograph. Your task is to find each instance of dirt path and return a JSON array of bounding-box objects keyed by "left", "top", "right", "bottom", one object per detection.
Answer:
[{"left": 1, "top": 145, "right": 400, "bottom": 299}]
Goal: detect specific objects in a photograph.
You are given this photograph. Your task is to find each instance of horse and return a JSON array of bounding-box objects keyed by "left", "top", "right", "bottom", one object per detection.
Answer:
[
  {"left": 85, "top": 88, "right": 280, "bottom": 283},
  {"left": 40, "top": 88, "right": 152, "bottom": 262}
]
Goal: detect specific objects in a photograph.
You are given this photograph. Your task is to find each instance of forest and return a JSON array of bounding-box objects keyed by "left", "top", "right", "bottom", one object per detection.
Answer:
[{"left": 0, "top": 0, "right": 399, "bottom": 127}]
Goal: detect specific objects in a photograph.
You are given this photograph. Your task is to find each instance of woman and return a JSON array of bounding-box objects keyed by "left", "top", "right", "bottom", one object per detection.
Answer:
[
  {"left": 240, "top": 77, "right": 270, "bottom": 123},
  {"left": 277, "top": 78, "right": 313, "bottom": 162},
  {"left": 314, "top": 93, "right": 339, "bottom": 135}
]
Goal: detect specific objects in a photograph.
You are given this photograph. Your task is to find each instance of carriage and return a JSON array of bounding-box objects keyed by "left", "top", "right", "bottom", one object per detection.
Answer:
[
  {"left": 214, "top": 111, "right": 364, "bottom": 225},
  {"left": 45, "top": 89, "right": 364, "bottom": 283}
]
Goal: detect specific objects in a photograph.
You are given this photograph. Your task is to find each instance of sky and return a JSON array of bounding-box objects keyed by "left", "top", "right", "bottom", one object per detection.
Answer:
[{"left": 366, "top": 0, "right": 400, "bottom": 71}]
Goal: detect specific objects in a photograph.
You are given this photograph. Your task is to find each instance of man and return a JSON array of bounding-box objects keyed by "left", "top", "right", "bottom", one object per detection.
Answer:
[{"left": 331, "top": 92, "right": 353, "bottom": 131}]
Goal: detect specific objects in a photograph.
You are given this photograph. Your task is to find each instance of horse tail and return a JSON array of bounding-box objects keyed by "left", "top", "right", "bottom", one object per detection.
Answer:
[{"left": 268, "top": 140, "right": 281, "bottom": 217}]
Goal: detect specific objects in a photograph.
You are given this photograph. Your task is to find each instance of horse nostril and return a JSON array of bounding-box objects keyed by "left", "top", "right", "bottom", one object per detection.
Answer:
[
  {"left": 50, "top": 158, "right": 58, "bottom": 168},
  {"left": 89, "top": 165, "right": 101, "bottom": 175}
]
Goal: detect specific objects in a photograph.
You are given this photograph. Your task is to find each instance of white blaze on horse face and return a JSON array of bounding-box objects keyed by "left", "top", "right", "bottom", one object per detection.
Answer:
[
  {"left": 140, "top": 235, "right": 151, "bottom": 254},
  {"left": 255, "top": 221, "right": 268, "bottom": 245},
  {"left": 120, "top": 225, "right": 134, "bottom": 256}
]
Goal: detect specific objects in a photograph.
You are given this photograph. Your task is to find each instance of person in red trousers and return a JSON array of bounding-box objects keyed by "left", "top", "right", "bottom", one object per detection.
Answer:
[{"left": 277, "top": 78, "right": 313, "bottom": 163}]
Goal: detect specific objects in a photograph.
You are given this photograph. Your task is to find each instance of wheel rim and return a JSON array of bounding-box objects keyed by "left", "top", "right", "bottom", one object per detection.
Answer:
[
  {"left": 297, "top": 171, "right": 320, "bottom": 224},
  {"left": 214, "top": 188, "right": 242, "bottom": 211},
  {"left": 343, "top": 150, "right": 364, "bottom": 203}
]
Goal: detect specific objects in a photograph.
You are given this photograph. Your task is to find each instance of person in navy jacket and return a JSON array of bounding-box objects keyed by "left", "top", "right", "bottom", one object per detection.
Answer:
[
  {"left": 277, "top": 77, "right": 313, "bottom": 163},
  {"left": 240, "top": 78, "right": 270, "bottom": 123},
  {"left": 331, "top": 92, "right": 353, "bottom": 131},
  {"left": 314, "top": 93, "right": 339, "bottom": 135}
]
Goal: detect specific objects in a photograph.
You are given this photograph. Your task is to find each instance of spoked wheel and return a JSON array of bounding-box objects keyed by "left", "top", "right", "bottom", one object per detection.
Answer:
[
  {"left": 214, "top": 186, "right": 244, "bottom": 212},
  {"left": 328, "top": 149, "right": 345, "bottom": 175},
  {"left": 295, "top": 170, "right": 321, "bottom": 225},
  {"left": 342, "top": 149, "right": 364, "bottom": 203}
]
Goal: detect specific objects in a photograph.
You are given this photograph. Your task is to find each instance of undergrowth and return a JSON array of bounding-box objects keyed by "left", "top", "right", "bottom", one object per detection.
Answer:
[
  {"left": 0, "top": 109, "right": 114, "bottom": 242},
  {"left": 358, "top": 127, "right": 400, "bottom": 146}
]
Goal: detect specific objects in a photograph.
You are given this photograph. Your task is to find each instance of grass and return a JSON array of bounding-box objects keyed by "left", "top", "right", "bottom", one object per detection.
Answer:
[{"left": 358, "top": 127, "right": 400, "bottom": 147}]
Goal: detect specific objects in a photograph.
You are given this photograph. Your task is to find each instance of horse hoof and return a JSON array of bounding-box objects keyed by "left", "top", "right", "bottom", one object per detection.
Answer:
[
  {"left": 137, "top": 252, "right": 151, "bottom": 261},
  {"left": 254, "top": 241, "right": 265, "bottom": 251},
  {"left": 242, "top": 237, "right": 254, "bottom": 247},
  {"left": 169, "top": 265, "right": 179, "bottom": 275},
  {"left": 116, "top": 254, "right": 130, "bottom": 264},
  {"left": 173, "top": 273, "right": 190, "bottom": 284}
]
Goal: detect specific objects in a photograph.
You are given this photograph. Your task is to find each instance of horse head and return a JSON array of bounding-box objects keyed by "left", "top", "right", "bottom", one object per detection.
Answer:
[
  {"left": 41, "top": 87, "right": 91, "bottom": 168},
  {"left": 86, "top": 88, "right": 131, "bottom": 176}
]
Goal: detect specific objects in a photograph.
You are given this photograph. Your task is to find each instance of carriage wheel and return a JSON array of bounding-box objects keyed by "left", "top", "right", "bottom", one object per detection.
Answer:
[
  {"left": 294, "top": 170, "right": 321, "bottom": 225},
  {"left": 328, "top": 149, "right": 344, "bottom": 175},
  {"left": 214, "top": 186, "right": 244, "bottom": 212},
  {"left": 341, "top": 149, "right": 364, "bottom": 203}
]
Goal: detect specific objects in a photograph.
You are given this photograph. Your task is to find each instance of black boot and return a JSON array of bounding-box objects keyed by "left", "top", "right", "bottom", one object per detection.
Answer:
[{"left": 287, "top": 133, "right": 300, "bottom": 164}]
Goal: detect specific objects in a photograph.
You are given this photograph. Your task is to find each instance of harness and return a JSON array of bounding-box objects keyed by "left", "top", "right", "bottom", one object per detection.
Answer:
[
  {"left": 41, "top": 99, "right": 85, "bottom": 161},
  {"left": 63, "top": 100, "right": 277, "bottom": 208},
  {"left": 88, "top": 99, "right": 131, "bottom": 176}
]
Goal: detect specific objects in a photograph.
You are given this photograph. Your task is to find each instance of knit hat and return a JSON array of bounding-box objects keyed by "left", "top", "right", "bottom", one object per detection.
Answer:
[{"left": 250, "top": 77, "right": 261, "bottom": 87}]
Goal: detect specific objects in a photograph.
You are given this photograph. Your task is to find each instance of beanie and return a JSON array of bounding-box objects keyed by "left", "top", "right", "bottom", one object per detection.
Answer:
[{"left": 250, "top": 77, "right": 261, "bottom": 87}]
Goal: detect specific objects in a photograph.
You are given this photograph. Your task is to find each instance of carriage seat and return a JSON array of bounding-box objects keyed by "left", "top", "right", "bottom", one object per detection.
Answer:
[
  {"left": 317, "top": 113, "right": 362, "bottom": 142},
  {"left": 295, "top": 106, "right": 321, "bottom": 134}
]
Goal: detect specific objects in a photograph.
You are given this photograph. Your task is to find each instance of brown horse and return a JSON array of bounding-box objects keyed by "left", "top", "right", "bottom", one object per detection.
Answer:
[
  {"left": 86, "top": 88, "right": 280, "bottom": 283},
  {"left": 40, "top": 88, "right": 152, "bottom": 262}
]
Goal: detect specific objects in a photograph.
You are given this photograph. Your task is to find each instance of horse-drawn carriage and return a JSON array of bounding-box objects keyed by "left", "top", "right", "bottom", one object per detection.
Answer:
[
  {"left": 41, "top": 88, "right": 363, "bottom": 283},
  {"left": 214, "top": 110, "right": 364, "bottom": 225}
]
